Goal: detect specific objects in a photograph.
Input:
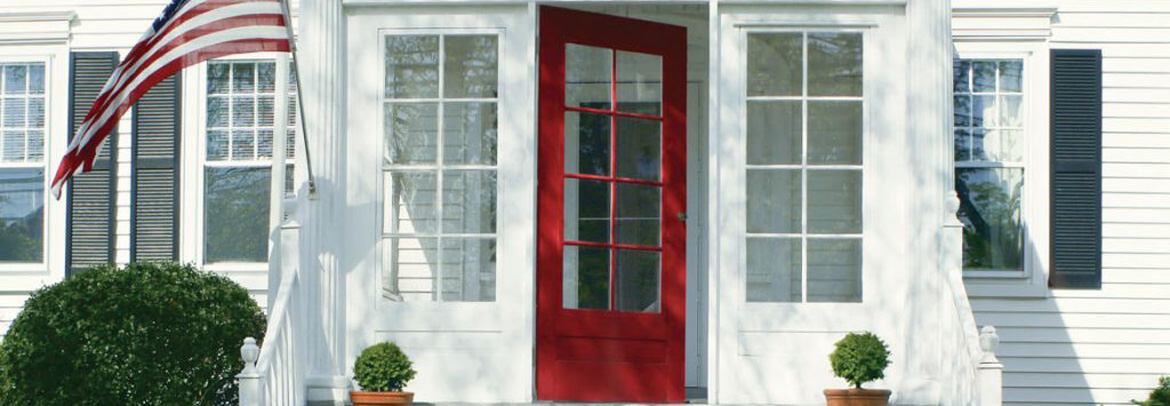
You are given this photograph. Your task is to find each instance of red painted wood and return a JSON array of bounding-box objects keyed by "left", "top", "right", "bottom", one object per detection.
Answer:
[{"left": 536, "top": 6, "right": 687, "bottom": 403}]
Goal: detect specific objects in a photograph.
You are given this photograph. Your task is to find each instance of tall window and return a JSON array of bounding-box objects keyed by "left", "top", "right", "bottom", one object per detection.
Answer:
[
  {"left": 204, "top": 60, "right": 296, "bottom": 264},
  {"left": 744, "top": 32, "right": 864, "bottom": 303},
  {"left": 953, "top": 59, "right": 1024, "bottom": 271},
  {"left": 382, "top": 34, "right": 499, "bottom": 302},
  {"left": 0, "top": 63, "right": 45, "bottom": 263}
]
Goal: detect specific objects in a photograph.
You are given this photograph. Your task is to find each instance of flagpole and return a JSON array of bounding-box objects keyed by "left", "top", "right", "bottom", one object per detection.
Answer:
[{"left": 279, "top": 0, "right": 317, "bottom": 197}]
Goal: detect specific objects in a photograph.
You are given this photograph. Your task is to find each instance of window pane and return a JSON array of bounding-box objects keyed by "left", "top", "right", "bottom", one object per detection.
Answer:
[
  {"left": 385, "top": 35, "right": 440, "bottom": 99},
  {"left": 204, "top": 167, "right": 270, "bottom": 263},
  {"left": 746, "top": 169, "right": 801, "bottom": 234},
  {"left": 807, "top": 238, "right": 861, "bottom": 303},
  {"left": 747, "top": 101, "right": 801, "bottom": 165},
  {"left": 207, "top": 97, "right": 228, "bottom": 127},
  {"left": 208, "top": 63, "right": 230, "bottom": 94},
  {"left": 564, "top": 111, "right": 610, "bottom": 176},
  {"left": 386, "top": 171, "right": 438, "bottom": 235},
  {"left": 231, "top": 96, "right": 255, "bottom": 127},
  {"left": 972, "top": 95, "right": 995, "bottom": 127},
  {"left": 616, "top": 249, "right": 660, "bottom": 312},
  {"left": 4, "top": 65, "right": 26, "bottom": 95},
  {"left": 747, "top": 33, "right": 802, "bottom": 97},
  {"left": 231, "top": 129, "right": 255, "bottom": 160},
  {"left": 616, "top": 50, "right": 662, "bottom": 116},
  {"left": 384, "top": 102, "right": 439, "bottom": 165},
  {"left": 0, "top": 168, "right": 44, "bottom": 263},
  {"left": 27, "top": 130, "right": 42, "bottom": 162},
  {"left": 954, "top": 60, "right": 970, "bottom": 93},
  {"left": 956, "top": 168, "right": 1023, "bottom": 270},
  {"left": 615, "top": 116, "right": 660, "bottom": 181},
  {"left": 440, "top": 238, "right": 496, "bottom": 302},
  {"left": 207, "top": 130, "right": 228, "bottom": 161},
  {"left": 808, "top": 33, "right": 862, "bottom": 97},
  {"left": 444, "top": 35, "right": 498, "bottom": 99},
  {"left": 443, "top": 102, "right": 497, "bottom": 165},
  {"left": 4, "top": 97, "right": 26, "bottom": 127},
  {"left": 232, "top": 63, "right": 255, "bottom": 93},
  {"left": 953, "top": 95, "right": 971, "bottom": 127},
  {"left": 972, "top": 61, "right": 996, "bottom": 93},
  {"left": 28, "top": 98, "right": 43, "bottom": 128},
  {"left": 615, "top": 182, "right": 660, "bottom": 247},
  {"left": 746, "top": 237, "right": 800, "bottom": 302},
  {"left": 256, "top": 62, "right": 276, "bottom": 93},
  {"left": 564, "top": 178, "right": 609, "bottom": 243},
  {"left": 973, "top": 130, "right": 1023, "bottom": 163},
  {"left": 28, "top": 64, "right": 44, "bottom": 95},
  {"left": 999, "top": 95, "right": 1023, "bottom": 128},
  {"left": 566, "top": 44, "right": 612, "bottom": 110},
  {"left": 563, "top": 245, "right": 609, "bottom": 310},
  {"left": 258, "top": 96, "right": 275, "bottom": 126},
  {"left": 999, "top": 60, "right": 1023, "bottom": 93},
  {"left": 3, "top": 130, "right": 25, "bottom": 161},
  {"left": 808, "top": 101, "right": 862, "bottom": 165},
  {"left": 442, "top": 170, "right": 496, "bottom": 234},
  {"left": 257, "top": 129, "right": 274, "bottom": 159},
  {"left": 954, "top": 129, "right": 971, "bottom": 161},
  {"left": 386, "top": 236, "right": 439, "bottom": 301},
  {"left": 807, "top": 170, "right": 862, "bottom": 234}
]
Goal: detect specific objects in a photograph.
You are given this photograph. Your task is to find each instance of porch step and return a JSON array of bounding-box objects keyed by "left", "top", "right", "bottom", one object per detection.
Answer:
[{"left": 309, "top": 388, "right": 709, "bottom": 406}]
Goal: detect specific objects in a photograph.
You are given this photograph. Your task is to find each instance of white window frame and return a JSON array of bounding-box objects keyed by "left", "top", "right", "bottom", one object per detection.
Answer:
[
  {"left": 181, "top": 53, "right": 296, "bottom": 273},
  {"left": 741, "top": 28, "right": 867, "bottom": 304},
  {"left": 954, "top": 40, "right": 1051, "bottom": 297},
  {"left": 377, "top": 28, "right": 502, "bottom": 302},
  {"left": 0, "top": 52, "right": 64, "bottom": 280}
]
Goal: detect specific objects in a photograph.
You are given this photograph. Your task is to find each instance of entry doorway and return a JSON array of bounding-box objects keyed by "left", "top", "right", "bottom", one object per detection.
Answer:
[{"left": 535, "top": 6, "right": 689, "bottom": 403}]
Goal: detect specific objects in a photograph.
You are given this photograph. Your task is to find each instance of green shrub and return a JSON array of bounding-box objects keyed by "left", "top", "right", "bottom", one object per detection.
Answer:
[
  {"left": 1133, "top": 376, "right": 1170, "bottom": 406},
  {"left": 353, "top": 342, "right": 417, "bottom": 392},
  {"left": 829, "top": 331, "right": 891, "bottom": 389},
  {"left": 0, "top": 262, "right": 265, "bottom": 406}
]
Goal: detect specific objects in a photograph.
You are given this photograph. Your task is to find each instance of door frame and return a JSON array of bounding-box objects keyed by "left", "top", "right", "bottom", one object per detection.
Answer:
[{"left": 535, "top": 6, "right": 688, "bottom": 402}]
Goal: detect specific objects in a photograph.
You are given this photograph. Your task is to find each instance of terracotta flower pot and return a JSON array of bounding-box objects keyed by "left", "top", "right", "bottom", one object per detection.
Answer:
[
  {"left": 824, "top": 388, "right": 891, "bottom": 406},
  {"left": 350, "top": 391, "right": 414, "bottom": 406}
]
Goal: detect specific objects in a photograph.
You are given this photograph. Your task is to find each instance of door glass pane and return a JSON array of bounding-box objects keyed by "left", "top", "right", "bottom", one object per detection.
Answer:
[
  {"left": 807, "top": 238, "right": 861, "bottom": 303},
  {"left": 615, "top": 117, "right": 660, "bottom": 181},
  {"left": 384, "top": 102, "right": 439, "bottom": 165},
  {"left": 615, "top": 182, "right": 660, "bottom": 247},
  {"left": 444, "top": 35, "right": 498, "bottom": 98},
  {"left": 807, "top": 170, "right": 862, "bottom": 234},
  {"left": 0, "top": 168, "right": 43, "bottom": 263},
  {"left": 386, "top": 236, "right": 439, "bottom": 301},
  {"left": 747, "top": 101, "right": 801, "bottom": 165},
  {"left": 564, "top": 111, "right": 610, "bottom": 176},
  {"left": 748, "top": 33, "right": 802, "bottom": 97},
  {"left": 566, "top": 44, "right": 612, "bottom": 110},
  {"left": 442, "top": 170, "right": 496, "bottom": 233},
  {"left": 440, "top": 238, "right": 496, "bottom": 302},
  {"left": 563, "top": 245, "right": 609, "bottom": 310},
  {"left": 746, "top": 237, "right": 800, "bottom": 302},
  {"left": 564, "top": 178, "right": 610, "bottom": 243},
  {"left": 746, "top": 169, "right": 801, "bottom": 234},
  {"left": 956, "top": 168, "right": 1023, "bottom": 270},
  {"left": 616, "top": 50, "right": 661, "bottom": 116},
  {"left": 443, "top": 102, "right": 498, "bottom": 165},
  {"left": 385, "top": 35, "right": 440, "bottom": 99},
  {"left": 807, "top": 33, "right": 862, "bottom": 97},
  {"left": 616, "top": 250, "right": 660, "bottom": 312},
  {"left": 808, "top": 101, "right": 862, "bottom": 165},
  {"left": 386, "top": 171, "right": 438, "bottom": 235},
  {"left": 204, "top": 167, "right": 270, "bottom": 263}
]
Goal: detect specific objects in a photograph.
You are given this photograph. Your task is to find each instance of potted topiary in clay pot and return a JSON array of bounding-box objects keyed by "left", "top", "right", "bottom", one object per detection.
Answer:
[
  {"left": 351, "top": 342, "right": 418, "bottom": 406},
  {"left": 825, "top": 331, "right": 892, "bottom": 406}
]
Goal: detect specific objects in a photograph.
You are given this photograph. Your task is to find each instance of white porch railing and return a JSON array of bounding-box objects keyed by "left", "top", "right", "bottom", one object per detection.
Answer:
[
  {"left": 938, "top": 193, "right": 1003, "bottom": 406},
  {"left": 238, "top": 219, "right": 306, "bottom": 406}
]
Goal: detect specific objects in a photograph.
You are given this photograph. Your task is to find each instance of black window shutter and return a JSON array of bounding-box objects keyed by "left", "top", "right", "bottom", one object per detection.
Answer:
[
  {"left": 131, "top": 73, "right": 181, "bottom": 262},
  {"left": 1050, "top": 49, "right": 1103, "bottom": 289},
  {"left": 67, "top": 52, "right": 119, "bottom": 275}
]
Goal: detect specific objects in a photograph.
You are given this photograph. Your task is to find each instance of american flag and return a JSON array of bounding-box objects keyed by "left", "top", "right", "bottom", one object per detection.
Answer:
[{"left": 50, "top": 0, "right": 292, "bottom": 198}]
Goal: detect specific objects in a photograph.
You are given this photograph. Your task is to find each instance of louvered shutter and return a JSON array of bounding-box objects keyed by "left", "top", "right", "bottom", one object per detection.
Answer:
[
  {"left": 67, "top": 52, "right": 118, "bottom": 275},
  {"left": 1049, "top": 49, "right": 1103, "bottom": 289},
  {"left": 131, "top": 74, "right": 180, "bottom": 262}
]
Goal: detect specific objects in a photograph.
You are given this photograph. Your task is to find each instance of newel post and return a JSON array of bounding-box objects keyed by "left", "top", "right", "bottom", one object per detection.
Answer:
[
  {"left": 238, "top": 337, "right": 261, "bottom": 406},
  {"left": 979, "top": 326, "right": 1004, "bottom": 406}
]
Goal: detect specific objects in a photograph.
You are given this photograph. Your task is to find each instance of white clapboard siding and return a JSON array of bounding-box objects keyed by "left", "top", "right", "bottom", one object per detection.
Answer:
[{"left": 965, "top": 2, "right": 1170, "bottom": 405}]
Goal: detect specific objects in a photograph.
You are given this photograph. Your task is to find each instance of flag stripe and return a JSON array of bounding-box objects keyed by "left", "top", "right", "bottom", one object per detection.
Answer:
[{"left": 52, "top": 0, "right": 291, "bottom": 198}]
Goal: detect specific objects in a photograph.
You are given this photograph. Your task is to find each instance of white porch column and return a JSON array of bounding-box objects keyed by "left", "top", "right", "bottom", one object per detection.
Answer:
[{"left": 298, "top": 0, "right": 350, "bottom": 402}]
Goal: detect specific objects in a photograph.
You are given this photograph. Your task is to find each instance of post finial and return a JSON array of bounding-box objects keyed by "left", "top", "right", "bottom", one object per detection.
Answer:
[
  {"left": 240, "top": 337, "right": 260, "bottom": 374},
  {"left": 980, "top": 325, "right": 1000, "bottom": 354}
]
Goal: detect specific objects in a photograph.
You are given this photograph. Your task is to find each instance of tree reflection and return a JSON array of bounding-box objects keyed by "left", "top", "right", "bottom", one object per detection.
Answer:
[{"left": 956, "top": 169, "right": 1023, "bottom": 270}]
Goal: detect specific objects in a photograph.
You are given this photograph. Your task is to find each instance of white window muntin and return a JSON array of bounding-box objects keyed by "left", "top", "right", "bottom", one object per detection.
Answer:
[
  {"left": 379, "top": 28, "right": 501, "bottom": 302},
  {"left": 742, "top": 28, "right": 866, "bottom": 303}
]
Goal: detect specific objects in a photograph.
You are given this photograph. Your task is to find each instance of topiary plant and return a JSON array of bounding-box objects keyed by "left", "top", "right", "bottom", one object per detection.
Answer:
[
  {"left": 353, "top": 342, "right": 417, "bottom": 392},
  {"left": 829, "top": 331, "right": 891, "bottom": 389},
  {"left": 1132, "top": 376, "right": 1170, "bottom": 406},
  {"left": 0, "top": 262, "right": 265, "bottom": 406}
]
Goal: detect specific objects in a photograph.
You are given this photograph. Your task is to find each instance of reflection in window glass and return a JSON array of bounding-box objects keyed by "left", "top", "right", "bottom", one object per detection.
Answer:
[
  {"left": 204, "top": 167, "right": 270, "bottom": 263},
  {"left": 383, "top": 34, "right": 500, "bottom": 302},
  {"left": 745, "top": 32, "right": 863, "bottom": 303},
  {"left": 0, "top": 62, "right": 46, "bottom": 263},
  {"left": 0, "top": 169, "right": 44, "bottom": 263},
  {"left": 954, "top": 58, "right": 1025, "bottom": 271}
]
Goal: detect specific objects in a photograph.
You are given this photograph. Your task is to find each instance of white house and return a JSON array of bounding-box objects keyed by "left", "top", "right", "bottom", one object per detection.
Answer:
[{"left": 0, "top": 0, "right": 1165, "bottom": 405}]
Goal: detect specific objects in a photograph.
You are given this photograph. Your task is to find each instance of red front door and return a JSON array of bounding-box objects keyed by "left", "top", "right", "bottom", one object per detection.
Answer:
[{"left": 536, "top": 6, "right": 687, "bottom": 403}]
